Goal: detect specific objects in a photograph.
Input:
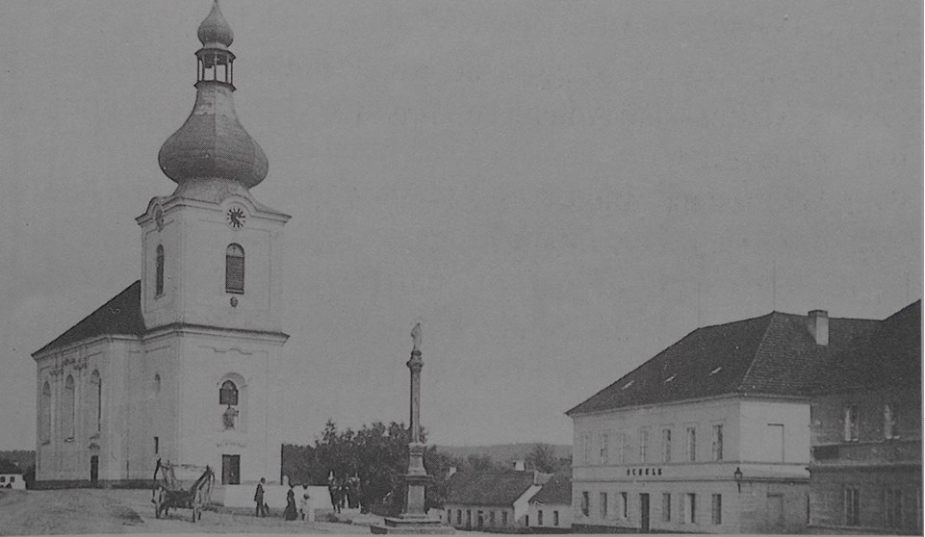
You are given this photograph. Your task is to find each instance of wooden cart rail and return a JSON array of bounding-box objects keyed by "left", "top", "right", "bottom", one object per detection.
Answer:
[{"left": 152, "top": 459, "right": 214, "bottom": 522}]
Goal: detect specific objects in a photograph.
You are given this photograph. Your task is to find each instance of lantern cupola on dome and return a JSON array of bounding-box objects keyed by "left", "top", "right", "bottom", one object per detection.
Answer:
[{"left": 158, "top": 0, "right": 268, "bottom": 190}]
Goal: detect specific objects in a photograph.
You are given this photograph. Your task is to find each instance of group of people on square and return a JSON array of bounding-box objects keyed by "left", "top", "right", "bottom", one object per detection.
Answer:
[{"left": 253, "top": 477, "right": 313, "bottom": 522}]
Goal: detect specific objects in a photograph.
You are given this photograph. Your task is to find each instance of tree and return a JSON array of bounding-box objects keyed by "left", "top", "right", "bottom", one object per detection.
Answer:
[{"left": 525, "top": 444, "right": 556, "bottom": 473}]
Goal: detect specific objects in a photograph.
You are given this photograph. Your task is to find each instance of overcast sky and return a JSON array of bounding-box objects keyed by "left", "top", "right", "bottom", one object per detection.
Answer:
[{"left": 0, "top": 1, "right": 920, "bottom": 451}]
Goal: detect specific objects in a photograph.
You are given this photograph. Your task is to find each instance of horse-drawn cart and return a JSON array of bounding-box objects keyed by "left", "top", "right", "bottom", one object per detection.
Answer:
[{"left": 152, "top": 459, "right": 214, "bottom": 522}]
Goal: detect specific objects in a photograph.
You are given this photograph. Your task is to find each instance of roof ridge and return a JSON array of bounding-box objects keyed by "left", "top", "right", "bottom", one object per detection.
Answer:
[{"left": 735, "top": 312, "right": 777, "bottom": 393}]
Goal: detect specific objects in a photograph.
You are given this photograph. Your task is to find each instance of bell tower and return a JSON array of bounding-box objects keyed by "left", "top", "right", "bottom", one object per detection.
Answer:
[{"left": 134, "top": 0, "right": 289, "bottom": 489}]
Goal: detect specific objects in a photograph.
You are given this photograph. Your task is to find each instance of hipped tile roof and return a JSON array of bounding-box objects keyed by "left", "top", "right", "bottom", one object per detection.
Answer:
[
  {"left": 32, "top": 281, "right": 145, "bottom": 356},
  {"left": 567, "top": 301, "right": 920, "bottom": 415},
  {"left": 529, "top": 472, "right": 571, "bottom": 505},
  {"left": 445, "top": 471, "right": 539, "bottom": 507},
  {"left": 0, "top": 459, "right": 23, "bottom": 474}
]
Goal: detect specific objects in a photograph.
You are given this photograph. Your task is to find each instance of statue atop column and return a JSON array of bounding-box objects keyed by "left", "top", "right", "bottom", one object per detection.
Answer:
[{"left": 371, "top": 321, "right": 453, "bottom": 534}]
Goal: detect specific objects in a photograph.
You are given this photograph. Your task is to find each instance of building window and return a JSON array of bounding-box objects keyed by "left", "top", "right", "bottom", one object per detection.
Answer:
[
  {"left": 711, "top": 494, "right": 722, "bottom": 525},
  {"left": 221, "top": 454, "right": 240, "bottom": 485},
  {"left": 621, "top": 492, "right": 628, "bottom": 519},
  {"left": 884, "top": 404, "right": 900, "bottom": 439},
  {"left": 599, "top": 433, "right": 609, "bottom": 464},
  {"left": 663, "top": 493, "right": 671, "bottom": 522},
  {"left": 0, "top": 477, "right": 5, "bottom": 483},
  {"left": 639, "top": 428, "right": 649, "bottom": 463},
  {"left": 538, "top": 510, "right": 543, "bottom": 526},
  {"left": 446, "top": 510, "right": 451, "bottom": 524},
  {"left": 225, "top": 243, "right": 245, "bottom": 294},
  {"left": 618, "top": 432, "right": 628, "bottom": 463},
  {"left": 63, "top": 375, "right": 75, "bottom": 440},
  {"left": 885, "top": 489, "right": 903, "bottom": 528},
  {"left": 686, "top": 427, "right": 696, "bottom": 462},
  {"left": 844, "top": 487, "right": 860, "bottom": 526},
  {"left": 844, "top": 405, "right": 859, "bottom": 442},
  {"left": 457, "top": 510, "right": 462, "bottom": 525},
  {"left": 767, "top": 424, "right": 785, "bottom": 462},
  {"left": 40, "top": 381, "right": 52, "bottom": 443},
  {"left": 662, "top": 428, "right": 672, "bottom": 462},
  {"left": 155, "top": 245, "right": 165, "bottom": 296},
  {"left": 502, "top": 511, "right": 508, "bottom": 526},
  {"left": 525, "top": 515, "right": 529, "bottom": 527},
  {"left": 91, "top": 370, "right": 101, "bottom": 434},
  {"left": 581, "top": 491, "right": 590, "bottom": 517},
  {"left": 489, "top": 511, "right": 495, "bottom": 526},
  {"left": 600, "top": 492, "right": 609, "bottom": 518},
  {"left": 582, "top": 433, "right": 592, "bottom": 465},
  {"left": 220, "top": 380, "right": 238, "bottom": 406},
  {"left": 712, "top": 424, "right": 724, "bottom": 461},
  {"left": 553, "top": 510, "right": 559, "bottom": 526},
  {"left": 685, "top": 493, "right": 696, "bottom": 524}
]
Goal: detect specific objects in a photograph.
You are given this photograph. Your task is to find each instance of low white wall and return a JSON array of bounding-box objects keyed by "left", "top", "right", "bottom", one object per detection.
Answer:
[{"left": 219, "top": 484, "right": 333, "bottom": 510}]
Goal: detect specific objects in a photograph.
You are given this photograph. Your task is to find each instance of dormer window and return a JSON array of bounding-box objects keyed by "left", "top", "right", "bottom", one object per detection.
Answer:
[
  {"left": 225, "top": 244, "right": 244, "bottom": 294},
  {"left": 155, "top": 245, "right": 165, "bottom": 297}
]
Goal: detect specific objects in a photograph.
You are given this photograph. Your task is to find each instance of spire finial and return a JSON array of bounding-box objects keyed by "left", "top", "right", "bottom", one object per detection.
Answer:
[{"left": 198, "top": 0, "right": 234, "bottom": 48}]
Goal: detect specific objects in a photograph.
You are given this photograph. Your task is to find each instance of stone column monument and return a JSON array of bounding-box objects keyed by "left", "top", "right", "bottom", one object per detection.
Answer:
[{"left": 371, "top": 323, "right": 454, "bottom": 534}]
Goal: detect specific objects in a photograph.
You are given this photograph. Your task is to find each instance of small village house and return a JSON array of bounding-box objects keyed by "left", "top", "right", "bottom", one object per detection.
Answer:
[
  {"left": 528, "top": 472, "right": 572, "bottom": 533},
  {"left": 444, "top": 464, "right": 550, "bottom": 532},
  {"left": 0, "top": 460, "right": 25, "bottom": 490}
]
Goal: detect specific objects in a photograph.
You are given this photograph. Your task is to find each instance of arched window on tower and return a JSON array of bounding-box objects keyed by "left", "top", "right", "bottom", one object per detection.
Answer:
[
  {"left": 220, "top": 380, "right": 239, "bottom": 430},
  {"left": 220, "top": 380, "right": 238, "bottom": 406},
  {"left": 90, "top": 370, "right": 101, "bottom": 435},
  {"left": 225, "top": 244, "right": 244, "bottom": 294},
  {"left": 64, "top": 375, "right": 75, "bottom": 440},
  {"left": 155, "top": 245, "right": 165, "bottom": 296},
  {"left": 40, "top": 382, "right": 52, "bottom": 444}
]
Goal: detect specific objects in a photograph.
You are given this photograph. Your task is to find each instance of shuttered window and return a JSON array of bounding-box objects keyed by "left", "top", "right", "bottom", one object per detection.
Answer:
[{"left": 225, "top": 244, "right": 244, "bottom": 294}]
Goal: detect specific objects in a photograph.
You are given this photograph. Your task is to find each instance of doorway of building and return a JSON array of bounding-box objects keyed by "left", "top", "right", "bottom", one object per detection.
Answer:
[
  {"left": 640, "top": 493, "right": 650, "bottom": 533},
  {"left": 222, "top": 454, "right": 240, "bottom": 485},
  {"left": 90, "top": 456, "right": 99, "bottom": 484},
  {"left": 767, "top": 494, "right": 784, "bottom": 532}
]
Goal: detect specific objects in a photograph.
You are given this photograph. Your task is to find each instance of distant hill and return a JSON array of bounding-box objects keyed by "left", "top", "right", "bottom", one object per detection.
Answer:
[
  {"left": 434, "top": 443, "right": 571, "bottom": 467},
  {"left": 0, "top": 450, "right": 35, "bottom": 471}
]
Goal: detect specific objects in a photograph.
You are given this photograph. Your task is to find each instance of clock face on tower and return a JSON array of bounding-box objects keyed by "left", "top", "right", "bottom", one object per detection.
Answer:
[{"left": 226, "top": 206, "right": 246, "bottom": 229}]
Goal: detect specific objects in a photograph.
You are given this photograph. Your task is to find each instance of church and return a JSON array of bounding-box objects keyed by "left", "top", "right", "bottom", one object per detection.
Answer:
[{"left": 32, "top": 1, "right": 289, "bottom": 498}]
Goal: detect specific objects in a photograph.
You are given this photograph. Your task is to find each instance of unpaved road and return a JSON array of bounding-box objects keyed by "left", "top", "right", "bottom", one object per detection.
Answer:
[{"left": 0, "top": 489, "right": 370, "bottom": 535}]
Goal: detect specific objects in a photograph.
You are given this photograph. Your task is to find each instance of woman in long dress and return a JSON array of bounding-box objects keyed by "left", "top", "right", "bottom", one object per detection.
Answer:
[{"left": 284, "top": 486, "right": 299, "bottom": 521}]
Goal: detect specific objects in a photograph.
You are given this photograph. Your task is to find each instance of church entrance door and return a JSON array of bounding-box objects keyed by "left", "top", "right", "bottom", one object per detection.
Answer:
[{"left": 222, "top": 454, "right": 240, "bottom": 484}]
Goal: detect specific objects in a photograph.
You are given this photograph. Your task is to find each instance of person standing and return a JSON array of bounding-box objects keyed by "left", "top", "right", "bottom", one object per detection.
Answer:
[
  {"left": 254, "top": 478, "right": 267, "bottom": 517},
  {"left": 299, "top": 486, "right": 313, "bottom": 521},
  {"left": 284, "top": 485, "right": 299, "bottom": 521}
]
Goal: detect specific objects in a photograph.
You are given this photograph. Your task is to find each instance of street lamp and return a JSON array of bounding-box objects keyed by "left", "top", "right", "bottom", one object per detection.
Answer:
[{"left": 734, "top": 466, "right": 743, "bottom": 493}]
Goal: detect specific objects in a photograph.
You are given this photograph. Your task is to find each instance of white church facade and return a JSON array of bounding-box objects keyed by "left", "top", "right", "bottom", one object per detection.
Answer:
[{"left": 33, "top": 1, "right": 289, "bottom": 496}]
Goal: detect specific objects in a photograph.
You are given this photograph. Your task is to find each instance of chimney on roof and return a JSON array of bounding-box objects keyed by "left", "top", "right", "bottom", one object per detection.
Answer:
[
  {"left": 512, "top": 460, "right": 525, "bottom": 471},
  {"left": 807, "top": 310, "right": 829, "bottom": 346}
]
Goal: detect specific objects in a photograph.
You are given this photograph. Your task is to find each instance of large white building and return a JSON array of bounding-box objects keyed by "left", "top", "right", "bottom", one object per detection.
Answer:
[
  {"left": 33, "top": 1, "right": 289, "bottom": 497},
  {"left": 565, "top": 310, "right": 871, "bottom": 533}
]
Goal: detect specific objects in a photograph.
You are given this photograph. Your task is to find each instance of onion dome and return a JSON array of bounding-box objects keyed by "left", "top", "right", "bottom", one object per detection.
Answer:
[
  {"left": 197, "top": 0, "right": 233, "bottom": 49},
  {"left": 157, "top": 1, "right": 268, "bottom": 189}
]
